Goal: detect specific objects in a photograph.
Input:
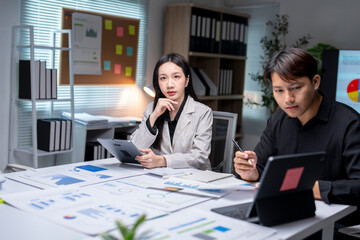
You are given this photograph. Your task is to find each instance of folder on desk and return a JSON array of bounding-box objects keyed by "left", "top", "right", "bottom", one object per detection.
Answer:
[{"left": 179, "top": 170, "right": 233, "bottom": 183}]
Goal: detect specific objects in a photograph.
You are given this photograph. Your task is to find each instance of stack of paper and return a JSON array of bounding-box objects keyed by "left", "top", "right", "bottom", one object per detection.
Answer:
[
  {"left": 96, "top": 115, "right": 141, "bottom": 126},
  {"left": 178, "top": 170, "right": 233, "bottom": 183},
  {"left": 62, "top": 112, "right": 141, "bottom": 127},
  {"left": 62, "top": 112, "right": 108, "bottom": 127}
]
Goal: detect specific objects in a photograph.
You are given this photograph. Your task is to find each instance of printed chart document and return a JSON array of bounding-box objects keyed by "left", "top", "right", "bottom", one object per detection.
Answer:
[
  {"left": 136, "top": 208, "right": 276, "bottom": 240},
  {"left": 154, "top": 176, "right": 255, "bottom": 198},
  {"left": 89, "top": 175, "right": 210, "bottom": 213},
  {"left": 72, "top": 12, "right": 102, "bottom": 75},
  {"left": 6, "top": 160, "right": 144, "bottom": 189},
  {"left": 1, "top": 186, "right": 165, "bottom": 236}
]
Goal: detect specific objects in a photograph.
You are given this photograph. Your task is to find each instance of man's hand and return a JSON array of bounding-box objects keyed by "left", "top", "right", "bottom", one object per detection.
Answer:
[
  {"left": 233, "top": 150, "right": 259, "bottom": 182},
  {"left": 135, "top": 149, "right": 167, "bottom": 169},
  {"left": 313, "top": 181, "right": 322, "bottom": 200}
]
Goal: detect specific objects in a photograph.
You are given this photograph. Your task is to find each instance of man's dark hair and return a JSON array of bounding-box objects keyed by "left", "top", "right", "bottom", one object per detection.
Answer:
[{"left": 264, "top": 48, "right": 318, "bottom": 84}]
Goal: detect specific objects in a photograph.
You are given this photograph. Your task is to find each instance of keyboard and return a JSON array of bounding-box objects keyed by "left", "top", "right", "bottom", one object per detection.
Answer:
[{"left": 211, "top": 201, "right": 253, "bottom": 220}]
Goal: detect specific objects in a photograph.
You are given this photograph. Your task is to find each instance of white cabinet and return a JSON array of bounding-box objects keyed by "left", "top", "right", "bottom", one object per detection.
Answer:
[{"left": 9, "top": 25, "right": 74, "bottom": 168}]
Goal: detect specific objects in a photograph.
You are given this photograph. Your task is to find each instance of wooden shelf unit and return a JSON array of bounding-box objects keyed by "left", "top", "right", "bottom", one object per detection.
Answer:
[{"left": 164, "top": 3, "right": 249, "bottom": 136}]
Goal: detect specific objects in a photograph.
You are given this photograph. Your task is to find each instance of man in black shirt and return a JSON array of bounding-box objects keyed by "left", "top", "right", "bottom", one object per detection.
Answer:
[{"left": 233, "top": 48, "right": 360, "bottom": 239}]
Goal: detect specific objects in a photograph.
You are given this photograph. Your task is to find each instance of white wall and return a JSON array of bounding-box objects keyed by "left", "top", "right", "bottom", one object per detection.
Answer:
[{"left": 225, "top": 0, "right": 360, "bottom": 50}]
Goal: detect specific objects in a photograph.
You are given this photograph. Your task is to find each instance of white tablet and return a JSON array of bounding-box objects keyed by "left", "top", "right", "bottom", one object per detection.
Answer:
[{"left": 97, "top": 138, "right": 141, "bottom": 164}]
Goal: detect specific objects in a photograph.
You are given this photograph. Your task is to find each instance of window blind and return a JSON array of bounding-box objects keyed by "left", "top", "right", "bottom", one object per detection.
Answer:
[{"left": 18, "top": 0, "right": 148, "bottom": 147}]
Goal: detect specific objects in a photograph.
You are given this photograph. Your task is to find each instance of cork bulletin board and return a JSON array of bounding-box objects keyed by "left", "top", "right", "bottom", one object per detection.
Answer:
[{"left": 60, "top": 8, "right": 139, "bottom": 85}]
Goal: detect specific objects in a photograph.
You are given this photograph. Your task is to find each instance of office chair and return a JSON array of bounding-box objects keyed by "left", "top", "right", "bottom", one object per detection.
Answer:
[{"left": 209, "top": 111, "right": 238, "bottom": 173}]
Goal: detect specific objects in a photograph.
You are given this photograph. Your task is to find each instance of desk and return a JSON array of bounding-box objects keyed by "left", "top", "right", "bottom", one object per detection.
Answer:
[{"left": 0, "top": 159, "right": 357, "bottom": 240}]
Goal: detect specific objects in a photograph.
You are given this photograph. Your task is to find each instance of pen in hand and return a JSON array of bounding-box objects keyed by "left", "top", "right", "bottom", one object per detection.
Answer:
[{"left": 232, "top": 139, "right": 254, "bottom": 167}]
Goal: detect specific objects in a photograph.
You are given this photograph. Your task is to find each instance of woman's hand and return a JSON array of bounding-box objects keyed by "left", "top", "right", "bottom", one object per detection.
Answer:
[
  {"left": 149, "top": 98, "right": 178, "bottom": 127},
  {"left": 233, "top": 150, "right": 259, "bottom": 182},
  {"left": 135, "top": 149, "right": 167, "bottom": 169}
]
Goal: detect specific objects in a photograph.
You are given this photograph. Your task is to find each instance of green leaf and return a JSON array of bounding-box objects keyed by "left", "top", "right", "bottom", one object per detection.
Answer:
[{"left": 101, "top": 233, "right": 119, "bottom": 240}]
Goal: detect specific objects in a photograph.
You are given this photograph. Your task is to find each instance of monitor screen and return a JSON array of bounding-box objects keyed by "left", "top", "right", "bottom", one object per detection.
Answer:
[
  {"left": 335, "top": 50, "right": 360, "bottom": 113},
  {"left": 321, "top": 49, "right": 360, "bottom": 113}
]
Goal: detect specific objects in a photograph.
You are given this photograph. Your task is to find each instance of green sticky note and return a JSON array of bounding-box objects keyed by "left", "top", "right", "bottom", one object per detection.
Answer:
[
  {"left": 105, "top": 19, "right": 112, "bottom": 30},
  {"left": 103, "top": 60, "right": 111, "bottom": 71},
  {"left": 126, "top": 47, "right": 133, "bottom": 56},
  {"left": 116, "top": 45, "right": 123, "bottom": 55},
  {"left": 125, "top": 66, "right": 132, "bottom": 77},
  {"left": 128, "top": 25, "right": 135, "bottom": 35}
]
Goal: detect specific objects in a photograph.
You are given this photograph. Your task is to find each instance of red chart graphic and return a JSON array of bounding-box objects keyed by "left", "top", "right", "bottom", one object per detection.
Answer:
[{"left": 347, "top": 79, "right": 360, "bottom": 102}]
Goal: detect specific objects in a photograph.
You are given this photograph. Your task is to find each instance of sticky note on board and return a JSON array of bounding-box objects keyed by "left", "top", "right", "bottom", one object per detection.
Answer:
[
  {"left": 125, "top": 66, "right": 132, "bottom": 77},
  {"left": 103, "top": 61, "right": 111, "bottom": 70},
  {"left": 105, "top": 19, "right": 112, "bottom": 30},
  {"left": 114, "top": 64, "right": 121, "bottom": 74},
  {"left": 116, "top": 45, "right": 123, "bottom": 55},
  {"left": 128, "top": 25, "right": 135, "bottom": 35},
  {"left": 280, "top": 167, "right": 304, "bottom": 191},
  {"left": 117, "top": 27, "right": 124, "bottom": 37},
  {"left": 126, "top": 47, "right": 133, "bottom": 56}
]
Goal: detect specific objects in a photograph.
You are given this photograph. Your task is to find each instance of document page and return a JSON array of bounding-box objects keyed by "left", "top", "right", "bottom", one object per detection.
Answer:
[
  {"left": 6, "top": 160, "right": 144, "bottom": 189},
  {"left": 1, "top": 186, "right": 165, "bottom": 235},
  {"left": 137, "top": 208, "right": 277, "bottom": 240}
]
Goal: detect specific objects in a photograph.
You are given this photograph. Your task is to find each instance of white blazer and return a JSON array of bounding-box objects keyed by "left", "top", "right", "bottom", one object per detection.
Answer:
[{"left": 130, "top": 96, "right": 212, "bottom": 170}]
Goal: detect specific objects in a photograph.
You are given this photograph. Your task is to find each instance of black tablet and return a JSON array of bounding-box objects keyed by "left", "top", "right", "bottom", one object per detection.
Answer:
[
  {"left": 212, "top": 151, "right": 327, "bottom": 226},
  {"left": 97, "top": 138, "right": 141, "bottom": 164}
]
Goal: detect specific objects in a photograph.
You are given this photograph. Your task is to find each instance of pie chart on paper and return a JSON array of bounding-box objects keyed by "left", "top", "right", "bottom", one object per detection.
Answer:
[{"left": 347, "top": 79, "right": 360, "bottom": 102}]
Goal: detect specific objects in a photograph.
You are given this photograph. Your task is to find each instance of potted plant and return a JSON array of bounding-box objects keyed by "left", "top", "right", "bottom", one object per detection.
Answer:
[{"left": 101, "top": 214, "right": 147, "bottom": 240}]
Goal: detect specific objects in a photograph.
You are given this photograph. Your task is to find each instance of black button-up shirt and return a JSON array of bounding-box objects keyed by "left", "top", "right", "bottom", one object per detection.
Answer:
[{"left": 237, "top": 93, "right": 360, "bottom": 206}]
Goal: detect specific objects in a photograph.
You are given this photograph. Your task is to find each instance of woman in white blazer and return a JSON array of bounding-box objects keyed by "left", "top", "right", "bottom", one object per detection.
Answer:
[{"left": 131, "top": 53, "right": 212, "bottom": 170}]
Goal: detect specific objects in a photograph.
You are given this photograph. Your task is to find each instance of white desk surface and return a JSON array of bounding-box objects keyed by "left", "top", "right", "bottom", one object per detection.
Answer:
[
  {"left": 197, "top": 191, "right": 357, "bottom": 240},
  {"left": 0, "top": 159, "right": 357, "bottom": 240}
]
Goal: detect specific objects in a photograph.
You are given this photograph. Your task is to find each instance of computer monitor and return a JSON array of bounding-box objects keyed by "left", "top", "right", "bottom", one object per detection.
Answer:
[{"left": 321, "top": 49, "right": 360, "bottom": 113}]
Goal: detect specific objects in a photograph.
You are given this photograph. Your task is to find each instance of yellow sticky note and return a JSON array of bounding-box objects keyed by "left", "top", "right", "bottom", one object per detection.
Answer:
[
  {"left": 128, "top": 25, "right": 135, "bottom": 35},
  {"left": 125, "top": 66, "right": 132, "bottom": 77},
  {"left": 105, "top": 19, "right": 112, "bottom": 30},
  {"left": 116, "top": 44, "right": 123, "bottom": 55}
]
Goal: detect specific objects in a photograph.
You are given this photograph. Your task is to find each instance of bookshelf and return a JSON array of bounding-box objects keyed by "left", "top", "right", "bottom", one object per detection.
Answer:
[
  {"left": 163, "top": 3, "right": 249, "bottom": 138},
  {"left": 9, "top": 25, "right": 75, "bottom": 168}
]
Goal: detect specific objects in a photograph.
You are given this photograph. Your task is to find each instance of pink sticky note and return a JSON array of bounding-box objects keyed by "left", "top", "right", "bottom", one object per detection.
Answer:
[
  {"left": 117, "top": 27, "right": 124, "bottom": 37},
  {"left": 114, "top": 64, "right": 121, "bottom": 74},
  {"left": 280, "top": 167, "right": 304, "bottom": 191}
]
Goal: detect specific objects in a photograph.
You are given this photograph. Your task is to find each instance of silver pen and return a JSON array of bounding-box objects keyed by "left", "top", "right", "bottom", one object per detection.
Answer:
[{"left": 232, "top": 139, "right": 253, "bottom": 166}]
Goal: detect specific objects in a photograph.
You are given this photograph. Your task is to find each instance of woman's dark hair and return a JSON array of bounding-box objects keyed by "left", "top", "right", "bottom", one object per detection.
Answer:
[
  {"left": 152, "top": 53, "right": 198, "bottom": 149},
  {"left": 264, "top": 48, "right": 318, "bottom": 84}
]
